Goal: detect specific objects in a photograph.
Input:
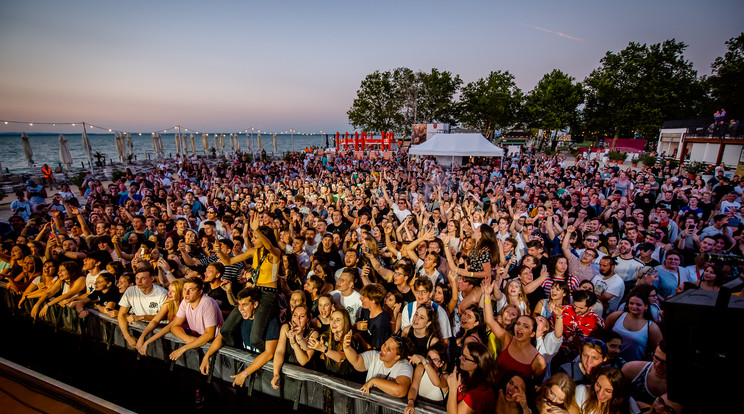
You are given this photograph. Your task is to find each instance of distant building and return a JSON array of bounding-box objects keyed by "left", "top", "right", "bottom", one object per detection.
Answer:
[{"left": 658, "top": 119, "right": 744, "bottom": 166}]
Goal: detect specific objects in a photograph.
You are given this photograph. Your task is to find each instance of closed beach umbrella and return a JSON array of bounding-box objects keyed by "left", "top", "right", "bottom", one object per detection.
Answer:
[
  {"left": 182, "top": 133, "right": 189, "bottom": 156},
  {"left": 59, "top": 134, "right": 73, "bottom": 171},
  {"left": 213, "top": 134, "right": 219, "bottom": 154},
  {"left": 220, "top": 134, "right": 226, "bottom": 153},
  {"left": 126, "top": 133, "right": 133, "bottom": 160},
  {"left": 115, "top": 133, "right": 126, "bottom": 162},
  {"left": 82, "top": 127, "right": 93, "bottom": 168},
  {"left": 202, "top": 133, "right": 209, "bottom": 155},
  {"left": 273, "top": 133, "right": 277, "bottom": 153},
  {"left": 22, "top": 132, "right": 34, "bottom": 166},
  {"left": 151, "top": 133, "right": 159, "bottom": 158},
  {"left": 236, "top": 134, "right": 241, "bottom": 153},
  {"left": 257, "top": 132, "right": 262, "bottom": 150},
  {"left": 246, "top": 133, "right": 251, "bottom": 153},
  {"left": 230, "top": 133, "right": 235, "bottom": 152},
  {"left": 190, "top": 133, "right": 195, "bottom": 155},
  {"left": 175, "top": 133, "right": 182, "bottom": 156},
  {"left": 156, "top": 133, "right": 164, "bottom": 158}
]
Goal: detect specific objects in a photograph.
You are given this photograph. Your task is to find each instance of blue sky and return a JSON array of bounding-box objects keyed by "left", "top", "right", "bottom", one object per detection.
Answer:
[{"left": 0, "top": 0, "right": 742, "bottom": 135}]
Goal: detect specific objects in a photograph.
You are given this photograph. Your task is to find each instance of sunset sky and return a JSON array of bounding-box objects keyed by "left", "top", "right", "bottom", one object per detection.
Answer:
[{"left": 0, "top": 0, "right": 741, "bottom": 135}]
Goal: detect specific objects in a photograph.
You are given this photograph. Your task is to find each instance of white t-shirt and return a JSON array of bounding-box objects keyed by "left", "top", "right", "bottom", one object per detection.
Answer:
[
  {"left": 361, "top": 350, "right": 414, "bottom": 383},
  {"left": 536, "top": 331, "right": 563, "bottom": 365},
  {"left": 119, "top": 285, "right": 168, "bottom": 316},
  {"left": 591, "top": 274, "right": 625, "bottom": 315},
  {"left": 615, "top": 257, "right": 644, "bottom": 282},
  {"left": 330, "top": 290, "right": 363, "bottom": 324},
  {"left": 85, "top": 271, "right": 110, "bottom": 295}
]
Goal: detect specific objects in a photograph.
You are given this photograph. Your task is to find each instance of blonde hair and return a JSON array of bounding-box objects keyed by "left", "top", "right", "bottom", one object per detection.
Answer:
[{"left": 166, "top": 279, "right": 185, "bottom": 321}]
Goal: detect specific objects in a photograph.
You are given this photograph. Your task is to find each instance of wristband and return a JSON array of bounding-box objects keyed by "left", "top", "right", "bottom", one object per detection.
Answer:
[
  {"left": 242, "top": 369, "right": 248, "bottom": 376},
  {"left": 470, "top": 272, "right": 473, "bottom": 277},
  {"left": 484, "top": 299, "right": 491, "bottom": 304}
]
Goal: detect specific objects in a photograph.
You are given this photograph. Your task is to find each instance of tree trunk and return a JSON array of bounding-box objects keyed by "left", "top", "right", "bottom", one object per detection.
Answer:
[{"left": 610, "top": 128, "right": 620, "bottom": 151}]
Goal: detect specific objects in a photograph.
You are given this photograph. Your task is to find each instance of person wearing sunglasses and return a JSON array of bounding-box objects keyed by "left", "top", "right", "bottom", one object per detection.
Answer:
[{"left": 445, "top": 342, "right": 497, "bottom": 414}]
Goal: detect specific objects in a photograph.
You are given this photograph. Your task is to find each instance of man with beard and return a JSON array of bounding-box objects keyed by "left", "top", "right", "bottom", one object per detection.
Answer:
[
  {"left": 614, "top": 238, "right": 644, "bottom": 282},
  {"left": 590, "top": 257, "right": 625, "bottom": 316}
]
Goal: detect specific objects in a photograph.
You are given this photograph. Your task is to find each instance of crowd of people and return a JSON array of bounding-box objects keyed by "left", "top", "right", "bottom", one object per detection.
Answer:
[{"left": 3, "top": 146, "right": 742, "bottom": 414}]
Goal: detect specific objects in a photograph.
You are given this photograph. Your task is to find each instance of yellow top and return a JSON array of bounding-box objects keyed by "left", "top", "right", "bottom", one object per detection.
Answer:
[{"left": 253, "top": 248, "right": 279, "bottom": 287}]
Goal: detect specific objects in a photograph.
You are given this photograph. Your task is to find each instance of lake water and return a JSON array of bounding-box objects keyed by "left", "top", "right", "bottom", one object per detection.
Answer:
[{"left": 0, "top": 133, "right": 331, "bottom": 174}]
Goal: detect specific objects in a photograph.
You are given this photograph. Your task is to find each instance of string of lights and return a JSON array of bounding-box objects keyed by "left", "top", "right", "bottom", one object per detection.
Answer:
[{"left": 0, "top": 119, "right": 333, "bottom": 136}]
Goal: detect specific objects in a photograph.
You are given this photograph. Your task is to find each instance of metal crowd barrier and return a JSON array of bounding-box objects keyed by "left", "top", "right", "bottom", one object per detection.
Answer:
[{"left": 0, "top": 286, "right": 445, "bottom": 414}]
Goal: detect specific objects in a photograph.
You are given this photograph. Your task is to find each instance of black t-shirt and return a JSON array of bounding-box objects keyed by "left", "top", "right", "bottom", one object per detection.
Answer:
[
  {"left": 88, "top": 288, "right": 122, "bottom": 308},
  {"left": 383, "top": 281, "right": 416, "bottom": 304},
  {"left": 204, "top": 283, "right": 233, "bottom": 312},
  {"left": 356, "top": 308, "right": 391, "bottom": 350},
  {"left": 240, "top": 316, "right": 280, "bottom": 353}
]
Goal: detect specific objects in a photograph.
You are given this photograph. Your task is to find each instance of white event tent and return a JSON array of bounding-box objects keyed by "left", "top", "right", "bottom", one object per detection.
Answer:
[{"left": 408, "top": 133, "right": 504, "bottom": 166}]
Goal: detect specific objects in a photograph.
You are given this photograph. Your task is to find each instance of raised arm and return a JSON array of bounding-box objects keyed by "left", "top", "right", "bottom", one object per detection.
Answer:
[
  {"left": 342, "top": 330, "right": 366, "bottom": 371},
  {"left": 482, "top": 278, "right": 509, "bottom": 342}
]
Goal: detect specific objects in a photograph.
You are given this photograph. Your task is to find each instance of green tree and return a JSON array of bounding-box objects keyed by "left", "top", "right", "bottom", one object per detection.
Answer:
[
  {"left": 347, "top": 70, "right": 404, "bottom": 133},
  {"left": 348, "top": 68, "right": 462, "bottom": 135},
  {"left": 708, "top": 32, "right": 744, "bottom": 120},
  {"left": 524, "top": 69, "right": 584, "bottom": 148},
  {"left": 583, "top": 40, "right": 707, "bottom": 148},
  {"left": 415, "top": 68, "right": 462, "bottom": 125},
  {"left": 459, "top": 70, "right": 523, "bottom": 139}
]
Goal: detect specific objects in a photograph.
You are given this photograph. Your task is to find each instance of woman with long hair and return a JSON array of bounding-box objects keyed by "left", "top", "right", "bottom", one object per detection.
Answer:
[
  {"left": 307, "top": 308, "right": 361, "bottom": 381},
  {"left": 536, "top": 372, "right": 580, "bottom": 414},
  {"left": 574, "top": 366, "right": 630, "bottom": 414},
  {"left": 135, "top": 279, "right": 185, "bottom": 355},
  {"left": 687, "top": 264, "right": 725, "bottom": 292},
  {"left": 605, "top": 287, "right": 663, "bottom": 362},
  {"left": 280, "top": 253, "right": 305, "bottom": 293},
  {"left": 272, "top": 304, "right": 318, "bottom": 388},
  {"left": 18, "top": 260, "right": 58, "bottom": 309},
  {"left": 6, "top": 254, "right": 43, "bottom": 293},
  {"left": 405, "top": 343, "right": 448, "bottom": 414},
  {"left": 497, "top": 278, "right": 531, "bottom": 316},
  {"left": 401, "top": 303, "right": 443, "bottom": 356},
  {"left": 445, "top": 341, "right": 498, "bottom": 414},
  {"left": 30, "top": 261, "right": 85, "bottom": 319},
  {"left": 312, "top": 293, "right": 334, "bottom": 333},
  {"left": 533, "top": 281, "right": 570, "bottom": 320},
  {"left": 483, "top": 277, "right": 547, "bottom": 379},
  {"left": 452, "top": 304, "right": 487, "bottom": 363},
  {"left": 495, "top": 372, "right": 537, "bottom": 414}
]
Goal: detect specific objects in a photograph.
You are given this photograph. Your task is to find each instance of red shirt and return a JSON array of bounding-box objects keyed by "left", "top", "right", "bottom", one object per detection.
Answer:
[
  {"left": 556, "top": 304, "right": 605, "bottom": 352},
  {"left": 457, "top": 382, "right": 496, "bottom": 414}
]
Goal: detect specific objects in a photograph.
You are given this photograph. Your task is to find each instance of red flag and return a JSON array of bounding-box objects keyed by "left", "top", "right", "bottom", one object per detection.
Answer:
[
  {"left": 354, "top": 131, "right": 359, "bottom": 151},
  {"left": 336, "top": 132, "right": 340, "bottom": 152},
  {"left": 344, "top": 132, "right": 349, "bottom": 150},
  {"left": 361, "top": 132, "right": 366, "bottom": 150}
]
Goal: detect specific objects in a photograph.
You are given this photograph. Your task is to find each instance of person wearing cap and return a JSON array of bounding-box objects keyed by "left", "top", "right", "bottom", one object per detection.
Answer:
[{"left": 199, "top": 206, "right": 226, "bottom": 238}]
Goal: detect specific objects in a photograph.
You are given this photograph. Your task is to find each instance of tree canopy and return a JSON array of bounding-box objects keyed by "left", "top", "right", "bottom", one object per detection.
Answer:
[
  {"left": 523, "top": 69, "right": 584, "bottom": 142},
  {"left": 583, "top": 40, "right": 707, "bottom": 145},
  {"left": 458, "top": 71, "right": 522, "bottom": 139},
  {"left": 708, "top": 32, "right": 744, "bottom": 120},
  {"left": 347, "top": 35, "right": 739, "bottom": 145}
]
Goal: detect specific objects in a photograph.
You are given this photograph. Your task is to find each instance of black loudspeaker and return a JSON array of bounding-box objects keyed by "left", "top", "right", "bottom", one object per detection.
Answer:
[{"left": 662, "top": 280, "right": 744, "bottom": 412}]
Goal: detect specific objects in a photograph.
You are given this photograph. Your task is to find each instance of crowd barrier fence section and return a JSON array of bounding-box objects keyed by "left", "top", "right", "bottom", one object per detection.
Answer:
[{"left": 0, "top": 286, "right": 446, "bottom": 414}]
